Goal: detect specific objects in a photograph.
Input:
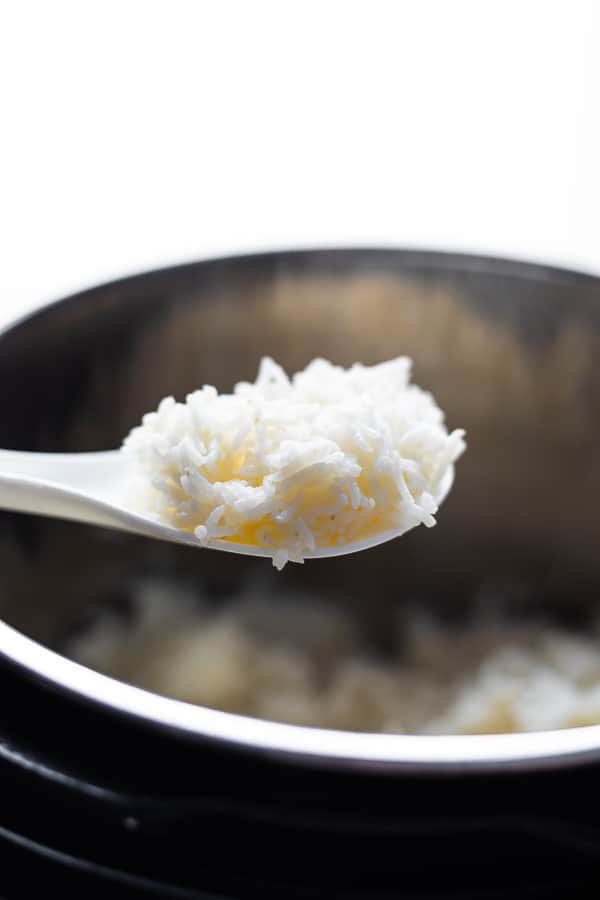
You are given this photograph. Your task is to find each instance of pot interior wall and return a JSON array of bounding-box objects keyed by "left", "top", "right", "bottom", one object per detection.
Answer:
[{"left": 1, "top": 250, "right": 600, "bottom": 648}]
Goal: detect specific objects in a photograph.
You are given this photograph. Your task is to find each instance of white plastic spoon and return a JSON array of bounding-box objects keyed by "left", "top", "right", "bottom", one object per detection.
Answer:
[{"left": 0, "top": 449, "right": 454, "bottom": 560}]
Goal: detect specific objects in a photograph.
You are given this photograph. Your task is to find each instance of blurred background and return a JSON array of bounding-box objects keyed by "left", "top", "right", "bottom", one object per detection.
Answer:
[{"left": 0, "top": 0, "right": 599, "bottom": 325}]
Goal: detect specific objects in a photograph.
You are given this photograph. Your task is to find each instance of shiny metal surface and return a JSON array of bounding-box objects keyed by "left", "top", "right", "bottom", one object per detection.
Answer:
[{"left": 1, "top": 248, "right": 600, "bottom": 772}]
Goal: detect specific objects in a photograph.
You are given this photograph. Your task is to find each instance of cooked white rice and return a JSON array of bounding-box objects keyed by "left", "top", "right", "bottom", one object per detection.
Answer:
[
  {"left": 68, "top": 579, "right": 600, "bottom": 735},
  {"left": 123, "top": 357, "right": 465, "bottom": 568}
]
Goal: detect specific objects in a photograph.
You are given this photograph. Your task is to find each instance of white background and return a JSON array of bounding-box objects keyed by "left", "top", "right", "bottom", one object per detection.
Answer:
[{"left": 1, "top": 0, "right": 599, "bottom": 328}]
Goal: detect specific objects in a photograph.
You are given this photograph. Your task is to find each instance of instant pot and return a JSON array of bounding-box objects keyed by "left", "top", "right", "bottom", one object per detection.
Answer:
[{"left": 1, "top": 249, "right": 600, "bottom": 898}]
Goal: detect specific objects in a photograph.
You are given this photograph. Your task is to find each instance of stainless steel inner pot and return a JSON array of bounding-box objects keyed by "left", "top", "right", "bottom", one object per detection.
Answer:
[{"left": 2, "top": 247, "right": 600, "bottom": 773}]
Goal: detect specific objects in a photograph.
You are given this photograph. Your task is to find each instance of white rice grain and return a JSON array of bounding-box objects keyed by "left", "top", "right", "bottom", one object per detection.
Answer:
[{"left": 123, "top": 357, "right": 465, "bottom": 567}]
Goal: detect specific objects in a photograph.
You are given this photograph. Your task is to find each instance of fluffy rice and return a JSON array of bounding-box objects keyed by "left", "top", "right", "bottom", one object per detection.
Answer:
[
  {"left": 122, "top": 357, "right": 465, "bottom": 568},
  {"left": 67, "top": 578, "right": 600, "bottom": 735}
]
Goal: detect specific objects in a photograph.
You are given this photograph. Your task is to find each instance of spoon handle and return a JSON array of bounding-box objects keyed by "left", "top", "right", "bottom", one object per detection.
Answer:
[
  {"left": 0, "top": 449, "right": 125, "bottom": 528},
  {"left": 0, "top": 449, "right": 119, "bottom": 481}
]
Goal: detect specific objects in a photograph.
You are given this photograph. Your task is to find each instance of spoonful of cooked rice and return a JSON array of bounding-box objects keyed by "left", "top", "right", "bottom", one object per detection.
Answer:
[{"left": 0, "top": 356, "right": 465, "bottom": 568}]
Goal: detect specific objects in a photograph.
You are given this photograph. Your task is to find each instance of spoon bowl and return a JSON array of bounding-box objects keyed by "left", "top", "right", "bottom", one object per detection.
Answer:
[{"left": 0, "top": 448, "right": 455, "bottom": 561}]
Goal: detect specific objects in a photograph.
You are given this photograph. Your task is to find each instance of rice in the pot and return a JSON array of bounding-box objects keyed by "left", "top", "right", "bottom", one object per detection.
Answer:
[
  {"left": 123, "top": 357, "right": 465, "bottom": 569},
  {"left": 67, "top": 578, "right": 600, "bottom": 735}
]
